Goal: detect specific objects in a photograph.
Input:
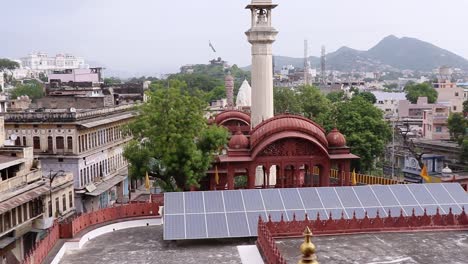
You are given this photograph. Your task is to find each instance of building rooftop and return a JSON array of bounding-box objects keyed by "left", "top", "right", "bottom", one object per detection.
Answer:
[
  {"left": 278, "top": 231, "right": 468, "bottom": 264},
  {"left": 2, "top": 104, "right": 136, "bottom": 123},
  {"left": 57, "top": 226, "right": 468, "bottom": 264}
]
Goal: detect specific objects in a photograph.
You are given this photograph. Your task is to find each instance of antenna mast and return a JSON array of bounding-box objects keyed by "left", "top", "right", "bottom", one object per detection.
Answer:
[
  {"left": 321, "top": 45, "right": 326, "bottom": 84},
  {"left": 304, "top": 39, "right": 310, "bottom": 86}
]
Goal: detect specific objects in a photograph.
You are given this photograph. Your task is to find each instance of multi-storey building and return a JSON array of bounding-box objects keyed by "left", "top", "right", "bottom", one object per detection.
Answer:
[
  {"left": 372, "top": 91, "right": 406, "bottom": 118},
  {"left": 2, "top": 104, "right": 135, "bottom": 213},
  {"left": 422, "top": 105, "right": 450, "bottom": 140},
  {"left": 0, "top": 116, "right": 74, "bottom": 264},
  {"left": 20, "top": 52, "right": 86, "bottom": 71}
]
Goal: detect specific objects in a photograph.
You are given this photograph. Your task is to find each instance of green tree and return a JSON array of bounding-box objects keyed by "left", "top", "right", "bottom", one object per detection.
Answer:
[
  {"left": 463, "top": 100, "right": 468, "bottom": 116},
  {"left": 324, "top": 96, "right": 392, "bottom": 171},
  {"left": 297, "top": 85, "right": 331, "bottom": 125},
  {"left": 0, "top": 58, "right": 19, "bottom": 72},
  {"left": 274, "top": 87, "right": 303, "bottom": 115},
  {"left": 326, "top": 91, "right": 345, "bottom": 103},
  {"left": 356, "top": 91, "right": 377, "bottom": 104},
  {"left": 104, "top": 77, "right": 122, "bottom": 85},
  {"left": 447, "top": 113, "right": 467, "bottom": 144},
  {"left": 461, "top": 137, "right": 468, "bottom": 164},
  {"left": 404, "top": 83, "right": 438, "bottom": 103},
  {"left": 124, "top": 80, "right": 228, "bottom": 191},
  {"left": 10, "top": 80, "right": 44, "bottom": 100}
]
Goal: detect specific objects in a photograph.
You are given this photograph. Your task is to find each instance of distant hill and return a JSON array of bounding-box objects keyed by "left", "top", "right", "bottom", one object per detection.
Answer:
[{"left": 264, "top": 35, "right": 468, "bottom": 72}]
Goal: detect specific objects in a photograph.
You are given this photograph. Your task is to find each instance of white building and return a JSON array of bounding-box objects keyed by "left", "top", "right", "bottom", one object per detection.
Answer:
[
  {"left": 372, "top": 91, "right": 406, "bottom": 118},
  {"left": 20, "top": 52, "right": 87, "bottom": 72}
]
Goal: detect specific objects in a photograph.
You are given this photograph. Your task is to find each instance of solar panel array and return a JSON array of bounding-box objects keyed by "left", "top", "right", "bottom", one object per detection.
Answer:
[{"left": 163, "top": 183, "right": 468, "bottom": 240}]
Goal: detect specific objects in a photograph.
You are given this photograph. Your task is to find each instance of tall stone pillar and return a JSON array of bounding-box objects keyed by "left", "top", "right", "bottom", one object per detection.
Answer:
[
  {"left": 225, "top": 72, "right": 234, "bottom": 109},
  {"left": 246, "top": 0, "right": 278, "bottom": 128}
]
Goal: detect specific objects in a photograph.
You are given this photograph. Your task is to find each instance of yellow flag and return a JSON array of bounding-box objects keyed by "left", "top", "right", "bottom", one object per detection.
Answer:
[
  {"left": 215, "top": 166, "right": 219, "bottom": 185},
  {"left": 145, "top": 171, "right": 150, "bottom": 191},
  {"left": 351, "top": 169, "right": 357, "bottom": 186},
  {"left": 420, "top": 165, "right": 431, "bottom": 183}
]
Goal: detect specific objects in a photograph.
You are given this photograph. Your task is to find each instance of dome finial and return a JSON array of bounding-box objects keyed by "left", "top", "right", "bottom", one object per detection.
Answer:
[{"left": 298, "top": 226, "right": 319, "bottom": 264}]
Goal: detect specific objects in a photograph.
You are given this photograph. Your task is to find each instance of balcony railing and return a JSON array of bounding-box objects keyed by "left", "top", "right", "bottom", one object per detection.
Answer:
[
  {"left": 0, "top": 169, "right": 42, "bottom": 193},
  {"left": 2, "top": 104, "right": 137, "bottom": 123}
]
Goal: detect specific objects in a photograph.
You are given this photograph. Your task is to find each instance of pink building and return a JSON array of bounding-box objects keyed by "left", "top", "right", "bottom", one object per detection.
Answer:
[
  {"left": 48, "top": 68, "right": 102, "bottom": 85},
  {"left": 422, "top": 105, "right": 450, "bottom": 140}
]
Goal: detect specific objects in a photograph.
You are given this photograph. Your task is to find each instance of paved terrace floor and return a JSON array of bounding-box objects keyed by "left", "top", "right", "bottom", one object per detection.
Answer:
[
  {"left": 59, "top": 225, "right": 254, "bottom": 264},
  {"left": 278, "top": 231, "right": 468, "bottom": 264}
]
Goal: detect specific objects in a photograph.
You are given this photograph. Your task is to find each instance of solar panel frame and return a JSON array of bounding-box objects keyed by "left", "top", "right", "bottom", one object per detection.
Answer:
[{"left": 163, "top": 183, "right": 468, "bottom": 240}]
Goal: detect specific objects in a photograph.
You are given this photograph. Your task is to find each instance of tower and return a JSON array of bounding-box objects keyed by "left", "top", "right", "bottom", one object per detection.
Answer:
[
  {"left": 225, "top": 71, "right": 234, "bottom": 108},
  {"left": 321, "top": 45, "right": 326, "bottom": 84},
  {"left": 304, "top": 39, "right": 310, "bottom": 86},
  {"left": 245, "top": 0, "right": 278, "bottom": 127}
]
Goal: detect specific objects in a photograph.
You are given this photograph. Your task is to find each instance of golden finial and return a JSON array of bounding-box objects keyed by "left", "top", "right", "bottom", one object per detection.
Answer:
[{"left": 298, "top": 226, "right": 319, "bottom": 264}]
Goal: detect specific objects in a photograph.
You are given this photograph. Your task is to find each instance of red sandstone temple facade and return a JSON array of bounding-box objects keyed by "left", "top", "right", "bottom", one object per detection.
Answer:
[{"left": 207, "top": 110, "right": 359, "bottom": 190}]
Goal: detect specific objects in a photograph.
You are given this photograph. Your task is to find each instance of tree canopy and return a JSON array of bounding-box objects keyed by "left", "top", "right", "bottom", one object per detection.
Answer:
[
  {"left": 463, "top": 100, "right": 468, "bottom": 116},
  {"left": 355, "top": 91, "right": 377, "bottom": 104},
  {"left": 150, "top": 64, "right": 250, "bottom": 103},
  {"left": 123, "top": 80, "right": 229, "bottom": 191},
  {"left": 323, "top": 96, "right": 391, "bottom": 171},
  {"left": 404, "top": 82, "right": 438, "bottom": 103},
  {"left": 0, "top": 58, "right": 19, "bottom": 71},
  {"left": 274, "top": 85, "right": 391, "bottom": 172},
  {"left": 10, "top": 80, "right": 44, "bottom": 100},
  {"left": 447, "top": 113, "right": 467, "bottom": 145}
]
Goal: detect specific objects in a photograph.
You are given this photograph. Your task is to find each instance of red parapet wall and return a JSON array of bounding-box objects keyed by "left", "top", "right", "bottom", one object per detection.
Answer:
[
  {"left": 22, "top": 222, "right": 60, "bottom": 264},
  {"left": 21, "top": 202, "right": 160, "bottom": 264},
  {"left": 257, "top": 208, "right": 468, "bottom": 264},
  {"left": 60, "top": 202, "right": 160, "bottom": 238}
]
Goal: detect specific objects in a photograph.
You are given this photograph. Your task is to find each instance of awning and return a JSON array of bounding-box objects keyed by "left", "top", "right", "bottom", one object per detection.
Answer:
[
  {"left": 0, "top": 185, "right": 49, "bottom": 214},
  {"left": 0, "top": 156, "right": 24, "bottom": 170},
  {"left": 0, "top": 237, "right": 15, "bottom": 249},
  {"left": 85, "top": 175, "right": 126, "bottom": 196},
  {"left": 78, "top": 113, "right": 135, "bottom": 128}
]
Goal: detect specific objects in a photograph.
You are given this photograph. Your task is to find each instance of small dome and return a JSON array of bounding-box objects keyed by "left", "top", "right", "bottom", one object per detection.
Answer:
[
  {"left": 327, "top": 128, "right": 346, "bottom": 148},
  {"left": 228, "top": 130, "right": 249, "bottom": 149},
  {"left": 442, "top": 165, "right": 452, "bottom": 174}
]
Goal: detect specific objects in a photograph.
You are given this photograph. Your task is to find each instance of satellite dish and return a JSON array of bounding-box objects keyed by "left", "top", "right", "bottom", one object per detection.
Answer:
[
  {"left": 10, "top": 134, "right": 18, "bottom": 141},
  {"left": 69, "top": 107, "right": 76, "bottom": 113}
]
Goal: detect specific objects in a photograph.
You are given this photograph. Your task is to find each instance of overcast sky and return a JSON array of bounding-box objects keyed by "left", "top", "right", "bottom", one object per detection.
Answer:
[{"left": 1, "top": 0, "right": 468, "bottom": 76}]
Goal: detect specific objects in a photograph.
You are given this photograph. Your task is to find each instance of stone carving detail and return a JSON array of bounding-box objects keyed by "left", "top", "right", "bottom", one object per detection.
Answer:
[{"left": 259, "top": 138, "right": 315, "bottom": 157}]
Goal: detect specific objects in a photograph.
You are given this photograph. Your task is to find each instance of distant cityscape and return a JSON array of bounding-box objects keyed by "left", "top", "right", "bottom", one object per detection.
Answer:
[{"left": 0, "top": 0, "right": 467, "bottom": 263}]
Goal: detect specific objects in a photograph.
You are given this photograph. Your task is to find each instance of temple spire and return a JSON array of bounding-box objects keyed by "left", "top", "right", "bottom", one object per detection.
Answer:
[{"left": 298, "top": 227, "right": 319, "bottom": 264}]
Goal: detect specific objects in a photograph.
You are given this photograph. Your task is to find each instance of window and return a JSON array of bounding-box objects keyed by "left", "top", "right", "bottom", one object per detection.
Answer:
[
  {"left": 436, "top": 126, "right": 442, "bottom": 133},
  {"left": 23, "top": 204, "right": 28, "bottom": 221},
  {"left": 80, "top": 169, "right": 84, "bottom": 186},
  {"left": 47, "top": 136, "right": 53, "bottom": 151},
  {"left": 23, "top": 136, "right": 27, "bottom": 146},
  {"left": 15, "top": 137, "right": 21, "bottom": 146},
  {"left": 18, "top": 205, "right": 22, "bottom": 224},
  {"left": 4, "top": 211, "right": 11, "bottom": 230},
  {"left": 0, "top": 214, "right": 3, "bottom": 233},
  {"left": 78, "top": 136, "right": 82, "bottom": 152},
  {"left": 48, "top": 200, "right": 53, "bottom": 217},
  {"left": 33, "top": 136, "right": 41, "bottom": 150},
  {"left": 455, "top": 92, "right": 459, "bottom": 96},
  {"left": 56, "top": 136, "right": 64, "bottom": 149},
  {"left": 62, "top": 194, "right": 67, "bottom": 212},
  {"left": 69, "top": 191, "right": 73, "bottom": 208},
  {"left": 12, "top": 208, "right": 16, "bottom": 226},
  {"left": 454, "top": 106, "right": 457, "bottom": 111},
  {"left": 55, "top": 197, "right": 60, "bottom": 215},
  {"left": 67, "top": 136, "right": 73, "bottom": 151}
]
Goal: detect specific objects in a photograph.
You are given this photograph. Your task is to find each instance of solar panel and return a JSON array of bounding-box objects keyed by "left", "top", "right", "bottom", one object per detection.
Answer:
[{"left": 163, "top": 183, "right": 468, "bottom": 240}]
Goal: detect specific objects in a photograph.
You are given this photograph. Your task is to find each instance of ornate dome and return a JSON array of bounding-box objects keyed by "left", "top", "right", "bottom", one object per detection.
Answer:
[
  {"left": 228, "top": 130, "right": 249, "bottom": 149},
  {"left": 236, "top": 79, "right": 252, "bottom": 107},
  {"left": 326, "top": 128, "right": 346, "bottom": 148},
  {"left": 215, "top": 110, "right": 251, "bottom": 126},
  {"left": 249, "top": 115, "right": 328, "bottom": 149}
]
